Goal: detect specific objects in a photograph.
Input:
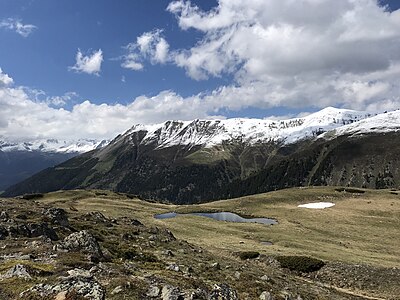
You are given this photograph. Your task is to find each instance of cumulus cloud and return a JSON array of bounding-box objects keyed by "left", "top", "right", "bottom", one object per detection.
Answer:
[
  {"left": 0, "top": 18, "right": 37, "bottom": 37},
  {"left": 0, "top": 69, "right": 216, "bottom": 141},
  {"left": 1, "top": 64, "right": 399, "bottom": 142},
  {"left": 69, "top": 49, "right": 103, "bottom": 76},
  {"left": 121, "top": 29, "right": 170, "bottom": 70},
  {"left": 0, "top": 68, "right": 13, "bottom": 87},
  {"left": 163, "top": 0, "right": 400, "bottom": 109}
]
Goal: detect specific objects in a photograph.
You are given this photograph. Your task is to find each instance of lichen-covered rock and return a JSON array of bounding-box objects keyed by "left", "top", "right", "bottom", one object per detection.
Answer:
[
  {"left": 44, "top": 208, "right": 69, "bottom": 227},
  {"left": 22, "top": 274, "right": 106, "bottom": 300},
  {"left": 209, "top": 284, "right": 238, "bottom": 300},
  {"left": 161, "top": 285, "right": 184, "bottom": 300},
  {"left": 260, "top": 291, "right": 274, "bottom": 300},
  {"left": 56, "top": 230, "right": 102, "bottom": 258},
  {"left": 186, "top": 288, "right": 208, "bottom": 300},
  {"left": 147, "top": 285, "right": 160, "bottom": 297},
  {"left": 1, "top": 264, "right": 32, "bottom": 279}
]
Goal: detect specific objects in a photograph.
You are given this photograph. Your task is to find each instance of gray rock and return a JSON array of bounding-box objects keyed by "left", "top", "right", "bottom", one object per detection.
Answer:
[
  {"left": 85, "top": 212, "right": 112, "bottom": 227},
  {"left": 7, "top": 223, "right": 58, "bottom": 240},
  {"left": 0, "top": 211, "right": 9, "bottom": 221},
  {"left": 56, "top": 230, "right": 103, "bottom": 258},
  {"left": 147, "top": 285, "right": 160, "bottom": 297},
  {"left": 260, "top": 275, "right": 271, "bottom": 282},
  {"left": 111, "top": 285, "right": 123, "bottom": 295},
  {"left": 161, "top": 285, "right": 183, "bottom": 300},
  {"left": 44, "top": 208, "right": 69, "bottom": 227},
  {"left": 1, "top": 264, "right": 32, "bottom": 279},
  {"left": 22, "top": 268, "right": 105, "bottom": 300},
  {"left": 234, "top": 271, "right": 241, "bottom": 279},
  {"left": 260, "top": 291, "right": 274, "bottom": 300},
  {"left": 66, "top": 268, "right": 92, "bottom": 278},
  {"left": 166, "top": 263, "right": 180, "bottom": 272},
  {"left": 130, "top": 218, "right": 143, "bottom": 226},
  {"left": 163, "top": 249, "right": 174, "bottom": 257},
  {"left": 211, "top": 262, "right": 220, "bottom": 270},
  {"left": 186, "top": 288, "right": 208, "bottom": 299},
  {"left": 29, "top": 223, "right": 59, "bottom": 240},
  {"left": 209, "top": 284, "right": 238, "bottom": 300}
]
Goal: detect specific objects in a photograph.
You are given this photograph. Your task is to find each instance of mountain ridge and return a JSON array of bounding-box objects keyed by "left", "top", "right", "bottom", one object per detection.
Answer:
[{"left": 3, "top": 107, "right": 400, "bottom": 203}]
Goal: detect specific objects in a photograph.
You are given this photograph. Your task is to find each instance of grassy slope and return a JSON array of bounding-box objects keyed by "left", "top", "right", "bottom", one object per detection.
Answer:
[{"left": 40, "top": 187, "right": 400, "bottom": 268}]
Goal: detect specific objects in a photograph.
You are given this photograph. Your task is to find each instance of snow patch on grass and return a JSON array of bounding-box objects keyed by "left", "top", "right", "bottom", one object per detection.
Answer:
[{"left": 298, "top": 202, "right": 335, "bottom": 209}]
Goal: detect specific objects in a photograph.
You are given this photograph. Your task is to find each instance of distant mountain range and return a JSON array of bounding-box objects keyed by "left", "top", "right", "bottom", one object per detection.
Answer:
[
  {"left": 0, "top": 139, "right": 108, "bottom": 191},
  {"left": 3, "top": 107, "right": 400, "bottom": 203}
]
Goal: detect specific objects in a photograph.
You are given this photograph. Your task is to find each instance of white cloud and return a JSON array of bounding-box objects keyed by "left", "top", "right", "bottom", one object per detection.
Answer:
[
  {"left": 0, "top": 68, "right": 13, "bottom": 87},
  {"left": 0, "top": 18, "right": 37, "bottom": 37},
  {"left": 121, "top": 29, "right": 170, "bottom": 70},
  {"left": 0, "top": 69, "right": 215, "bottom": 141},
  {"left": 1, "top": 65, "right": 399, "bottom": 142},
  {"left": 121, "top": 53, "right": 144, "bottom": 71},
  {"left": 163, "top": 0, "right": 400, "bottom": 109},
  {"left": 46, "top": 92, "right": 79, "bottom": 107},
  {"left": 69, "top": 49, "right": 103, "bottom": 76}
]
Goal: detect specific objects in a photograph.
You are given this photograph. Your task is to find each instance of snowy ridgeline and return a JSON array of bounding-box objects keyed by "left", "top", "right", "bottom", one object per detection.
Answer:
[
  {"left": 0, "top": 139, "right": 109, "bottom": 154},
  {"left": 2, "top": 107, "right": 400, "bottom": 153},
  {"left": 122, "top": 107, "right": 397, "bottom": 149}
]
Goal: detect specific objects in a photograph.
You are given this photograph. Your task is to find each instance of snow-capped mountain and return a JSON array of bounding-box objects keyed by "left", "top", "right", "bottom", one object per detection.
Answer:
[
  {"left": 0, "top": 138, "right": 109, "bottom": 153},
  {"left": 0, "top": 138, "right": 109, "bottom": 192},
  {"left": 322, "top": 109, "right": 400, "bottom": 138},
  {"left": 122, "top": 107, "right": 374, "bottom": 149},
  {"left": 4, "top": 107, "right": 400, "bottom": 202}
]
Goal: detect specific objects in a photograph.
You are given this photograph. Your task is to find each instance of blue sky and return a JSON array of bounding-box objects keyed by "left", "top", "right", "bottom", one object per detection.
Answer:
[
  {"left": 0, "top": 0, "right": 223, "bottom": 103},
  {"left": 0, "top": 0, "right": 400, "bottom": 140}
]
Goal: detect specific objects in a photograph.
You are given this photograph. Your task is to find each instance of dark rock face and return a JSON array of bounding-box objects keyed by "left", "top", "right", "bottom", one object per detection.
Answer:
[
  {"left": 6, "top": 223, "right": 58, "bottom": 240},
  {"left": 43, "top": 208, "right": 69, "bottom": 227}
]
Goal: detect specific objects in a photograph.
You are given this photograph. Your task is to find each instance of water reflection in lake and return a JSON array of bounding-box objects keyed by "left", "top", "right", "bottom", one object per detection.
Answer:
[{"left": 155, "top": 211, "right": 277, "bottom": 225}]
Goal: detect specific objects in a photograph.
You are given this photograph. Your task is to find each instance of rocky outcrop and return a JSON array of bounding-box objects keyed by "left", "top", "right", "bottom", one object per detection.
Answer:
[
  {"left": 43, "top": 208, "right": 69, "bottom": 227},
  {"left": 55, "top": 230, "right": 103, "bottom": 258},
  {"left": 0, "top": 264, "right": 32, "bottom": 280},
  {"left": 22, "top": 268, "right": 105, "bottom": 300},
  {"left": 1, "top": 222, "right": 58, "bottom": 240}
]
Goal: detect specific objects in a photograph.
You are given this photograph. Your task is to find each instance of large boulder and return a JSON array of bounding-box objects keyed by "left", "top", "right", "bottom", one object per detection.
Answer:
[
  {"left": 56, "top": 230, "right": 103, "bottom": 258},
  {"left": 7, "top": 223, "right": 58, "bottom": 240},
  {"left": 43, "top": 208, "right": 69, "bottom": 227},
  {"left": 0, "top": 264, "right": 32, "bottom": 280},
  {"left": 21, "top": 268, "right": 105, "bottom": 300}
]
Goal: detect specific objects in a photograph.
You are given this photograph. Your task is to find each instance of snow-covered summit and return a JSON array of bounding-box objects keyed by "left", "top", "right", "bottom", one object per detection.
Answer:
[
  {"left": 321, "top": 109, "right": 400, "bottom": 138},
  {"left": 122, "top": 107, "right": 375, "bottom": 148},
  {"left": 0, "top": 138, "right": 109, "bottom": 153}
]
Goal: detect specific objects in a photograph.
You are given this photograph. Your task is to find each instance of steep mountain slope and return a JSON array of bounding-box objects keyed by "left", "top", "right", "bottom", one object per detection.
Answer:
[
  {"left": 4, "top": 108, "right": 399, "bottom": 203},
  {"left": 0, "top": 139, "right": 108, "bottom": 191}
]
